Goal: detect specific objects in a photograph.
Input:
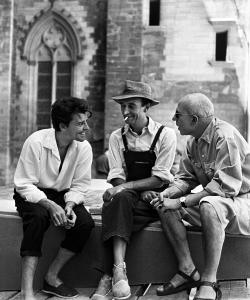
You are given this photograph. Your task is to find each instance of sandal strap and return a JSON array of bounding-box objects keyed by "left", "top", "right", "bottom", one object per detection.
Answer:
[
  {"left": 113, "top": 262, "right": 126, "bottom": 270},
  {"left": 178, "top": 268, "right": 198, "bottom": 282},
  {"left": 200, "top": 281, "right": 220, "bottom": 291}
]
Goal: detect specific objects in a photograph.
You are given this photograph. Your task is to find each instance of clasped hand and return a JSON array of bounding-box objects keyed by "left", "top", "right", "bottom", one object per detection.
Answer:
[
  {"left": 49, "top": 202, "right": 76, "bottom": 229},
  {"left": 150, "top": 192, "right": 181, "bottom": 211}
]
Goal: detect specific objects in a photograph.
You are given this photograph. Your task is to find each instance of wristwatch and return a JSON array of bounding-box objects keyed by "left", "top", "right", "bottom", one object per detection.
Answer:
[{"left": 179, "top": 196, "right": 187, "bottom": 208}]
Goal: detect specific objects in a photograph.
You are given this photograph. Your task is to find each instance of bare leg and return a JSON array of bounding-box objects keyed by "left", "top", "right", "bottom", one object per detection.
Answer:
[
  {"left": 21, "top": 256, "right": 38, "bottom": 300},
  {"left": 112, "top": 236, "right": 131, "bottom": 299},
  {"left": 44, "top": 247, "right": 74, "bottom": 287},
  {"left": 113, "top": 236, "right": 127, "bottom": 283},
  {"left": 158, "top": 210, "right": 200, "bottom": 286},
  {"left": 195, "top": 202, "right": 225, "bottom": 299}
]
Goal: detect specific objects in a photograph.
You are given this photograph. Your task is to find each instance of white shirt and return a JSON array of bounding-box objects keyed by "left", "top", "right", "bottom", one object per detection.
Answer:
[
  {"left": 107, "top": 117, "right": 176, "bottom": 183},
  {"left": 14, "top": 128, "right": 93, "bottom": 204}
]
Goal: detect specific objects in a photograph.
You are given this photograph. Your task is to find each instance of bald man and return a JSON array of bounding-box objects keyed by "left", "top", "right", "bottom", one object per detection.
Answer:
[{"left": 151, "top": 93, "right": 250, "bottom": 300}]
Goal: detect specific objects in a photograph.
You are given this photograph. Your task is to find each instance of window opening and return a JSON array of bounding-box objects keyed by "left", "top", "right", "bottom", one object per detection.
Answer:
[
  {"left": 215, "top": 31, "right": 228, "bottom": 61},
  {"left": 149, "top": 0, "right": 160, "bottom": 26},
  {"left": 36, "top": 23, "right": 72, "bottom": 129}
]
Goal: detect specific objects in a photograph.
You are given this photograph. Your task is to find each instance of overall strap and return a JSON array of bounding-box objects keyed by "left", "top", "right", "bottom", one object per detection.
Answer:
[
  {"left": 150, "top": 125, "right": 165, "bottom": 151},
  {"left": 121, "top": 127, "right": 129, "bottom": 151}
]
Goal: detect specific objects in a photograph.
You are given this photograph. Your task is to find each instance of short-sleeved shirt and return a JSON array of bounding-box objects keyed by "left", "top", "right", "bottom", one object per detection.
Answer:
[
  {"left": 107, "top": 117, "right": 177, "bottom": 184},
  {"left": 14, "top": 128, "right": 93, "bottom": 204},
  {"left": 173, "top": 118, "right": 250, "bottom": 198}
]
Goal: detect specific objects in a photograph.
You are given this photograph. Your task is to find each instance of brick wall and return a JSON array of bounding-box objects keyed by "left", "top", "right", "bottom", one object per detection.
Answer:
[
  {"left": 0, "top": 0, "right": 12, "bottom": 185},
  {"left": 104, "top": 0, "right": 143, "bottom": 145}
]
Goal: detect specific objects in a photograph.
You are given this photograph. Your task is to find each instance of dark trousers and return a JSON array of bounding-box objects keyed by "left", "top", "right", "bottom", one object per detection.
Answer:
[
  {"left": 14, "top": 189, "right": 95, "bottom": 257},
  {"left": 99, "top": 189, "right": 159, "bottom": 274}
]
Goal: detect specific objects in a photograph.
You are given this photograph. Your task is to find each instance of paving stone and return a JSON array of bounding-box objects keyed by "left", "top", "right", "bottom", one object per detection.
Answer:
[
  {"left": 0, "top": 292, "right": 18, "bottom": 300},
  {"left": 7, "top": 291, "right": 49, "bottom": 300},
  {"left": 139, "top": 284, "right": 189, "bottom": 300}
]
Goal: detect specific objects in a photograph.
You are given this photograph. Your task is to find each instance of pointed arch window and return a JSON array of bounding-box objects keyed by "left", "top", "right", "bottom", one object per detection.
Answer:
[
  {"left": 20, "top": 10, "right": 84, "bottom": 131},
  {"left": 36, "top": 23, "right": 72, "bottom": 129}
]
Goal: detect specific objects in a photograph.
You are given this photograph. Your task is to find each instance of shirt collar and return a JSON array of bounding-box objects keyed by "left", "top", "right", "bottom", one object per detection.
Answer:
[
  {"left": 43, "top": 128, "right": 77, "bottom": 157},
  {"left": 198, "top": 118, "right": 216, "bottom": 143},
  {"left": 122, "top": 116, "right": 155, "bottom": 135},
  {"left": 43, "top": 129, "right": 58, "bottom": 152}
]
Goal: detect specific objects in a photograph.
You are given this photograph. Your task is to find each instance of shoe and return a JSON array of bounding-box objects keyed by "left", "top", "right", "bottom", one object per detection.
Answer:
[
  {"left": 156, "top": 268, "right": 200, "bottom": 296},
  {"left": 193, "top": 281, "right": 222, "bottom": 300},
  {"left": 112, "top": 262, "right": 131, "bottom": 300},
  {"left": 42, "top": 280, "right": 78, "bottom": 298},
  {"left": 90, "top": 274, "right": 112, "bottom": 300}
]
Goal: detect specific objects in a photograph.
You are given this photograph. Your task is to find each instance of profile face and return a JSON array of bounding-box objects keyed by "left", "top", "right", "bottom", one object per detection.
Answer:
[{"left": 173, "top": 104, "right": 194, "bottom": 136}]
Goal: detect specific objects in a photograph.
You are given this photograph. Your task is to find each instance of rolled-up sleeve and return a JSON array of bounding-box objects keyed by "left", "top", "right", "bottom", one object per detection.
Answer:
[
  {"left": 14, "top": 138, "right": 47, "bottom": 203},
  {"left": 204, "top": 137, "right": 242, "bottom": 197},
  {"left": 107, "top": 132, "right": 126, "bottom": 182},
  {"left": 64, "top": 142, "right": 93, "bottom": 205},
  {"left": 151, "top": 128, "right": 176, "bottom": 183}
]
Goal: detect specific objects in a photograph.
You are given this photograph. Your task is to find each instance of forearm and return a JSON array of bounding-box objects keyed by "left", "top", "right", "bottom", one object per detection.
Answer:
[
  {"left": 110, "top": 178, "right": 126, "bottom": 187},
  {"left": 38, "top": 198, "right": 55, "bottom": 211},
  {"left": 120, "top": 176, "right": 165, "bottom": 192},
  {"left": 183, "top": 189, "right": 210, "bottom": 207}
]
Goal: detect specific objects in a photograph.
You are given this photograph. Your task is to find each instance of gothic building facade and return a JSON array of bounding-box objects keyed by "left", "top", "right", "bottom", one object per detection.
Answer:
[{"left": 0, "top": 0, "right": 249, "bottom": 184}]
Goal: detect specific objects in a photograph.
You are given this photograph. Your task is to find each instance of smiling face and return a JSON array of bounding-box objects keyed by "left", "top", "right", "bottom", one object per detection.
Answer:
[
  {"left": 61, "top": 112, "right": 90, "bottom": 143},
  {"left": 120, "top": 98, "right": 148, "bottom": 127}
]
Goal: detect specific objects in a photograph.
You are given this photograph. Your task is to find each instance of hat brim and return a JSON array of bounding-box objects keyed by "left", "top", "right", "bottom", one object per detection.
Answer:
[{"left": 112, "top": 94, "right": 159, "bottom": 107}]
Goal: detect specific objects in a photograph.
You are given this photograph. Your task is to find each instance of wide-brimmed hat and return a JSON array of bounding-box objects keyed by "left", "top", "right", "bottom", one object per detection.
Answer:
[{"left": 112, "top": 80, "right": 159, "bottom": 106}]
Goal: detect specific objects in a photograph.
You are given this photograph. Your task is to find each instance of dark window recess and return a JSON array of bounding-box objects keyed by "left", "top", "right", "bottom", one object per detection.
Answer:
[
  {"left": 56, "top": 62, "right": 72, "bottom": 99},
  {"left": 149, "top": 0, "right": 160, "bottom": 26},
  {"left": 216, "top": 31, "right": 228, "bottom": 61},
  {"left": 37, "top": 62, "right": 52, "bottom": 129}
]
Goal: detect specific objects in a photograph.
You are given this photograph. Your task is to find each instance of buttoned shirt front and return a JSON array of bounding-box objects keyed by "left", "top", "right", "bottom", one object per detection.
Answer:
[
  {"left": 173, "top": 118, "right": 250, "bottom": 198},
  {"left": 14, "top": 128, "right": 93, "bottom": 204},
  {"left": 107, "top": 117, "right": 176, "bottom": 183}
]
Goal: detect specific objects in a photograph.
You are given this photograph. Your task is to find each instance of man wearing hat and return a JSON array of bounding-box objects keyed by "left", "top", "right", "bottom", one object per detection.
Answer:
[{"left": 91, "top": 80, "right": 177, "bottom": 300}]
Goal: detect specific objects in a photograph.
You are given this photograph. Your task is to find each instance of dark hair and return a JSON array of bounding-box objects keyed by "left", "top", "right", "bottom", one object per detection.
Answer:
[{"left": 51, "top": 97, "right": 92, "bottom": 131}]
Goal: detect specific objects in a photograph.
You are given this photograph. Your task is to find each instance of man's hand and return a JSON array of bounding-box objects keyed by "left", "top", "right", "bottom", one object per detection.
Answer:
[
  {"left": 150, "top": 196, "right": 181, "bottom": 211},
  {"left": 47, "top": 201, "right": 68, "bottom": 227},
  {"left": 141, "top": 191, "right": 159, "bottom": 203},
  {"left": 64, "top": 202, "right": 77, "bottom": 229},
  {"left": 103, "top": 186, "right": 125, "bottom": 202}
]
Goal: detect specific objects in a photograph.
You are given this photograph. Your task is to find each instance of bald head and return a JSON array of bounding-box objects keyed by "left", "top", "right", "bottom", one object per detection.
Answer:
[{"left": 179, "top": 93, "right": 214, "bottom": 118}]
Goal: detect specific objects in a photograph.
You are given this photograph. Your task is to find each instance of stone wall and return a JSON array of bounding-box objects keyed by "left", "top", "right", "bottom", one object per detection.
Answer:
[
  {"left": 8, "top": 0, "right": 107, "bottom": 183},
  {"left": 105, "top": 0, "right": 249, "bottom": 152},
  {"left": 0, "top": 0, "right": 12, "bottom": 185}
]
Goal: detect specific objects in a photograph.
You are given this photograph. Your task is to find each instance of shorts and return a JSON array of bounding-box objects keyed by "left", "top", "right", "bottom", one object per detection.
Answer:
[{"left": 179, "top": 194, "right": 250, "bottom": 235}]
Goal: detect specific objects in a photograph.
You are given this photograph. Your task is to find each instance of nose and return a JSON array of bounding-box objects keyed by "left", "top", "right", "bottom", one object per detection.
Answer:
[
  {"left": 172, "top": 114, "right": 176, "bottom": 122},
  {"left": 83, "top": 122, "right": 89, "bottom": 130}
]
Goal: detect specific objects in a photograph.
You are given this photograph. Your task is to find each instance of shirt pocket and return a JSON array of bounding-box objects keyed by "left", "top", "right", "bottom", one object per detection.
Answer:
[{"left": 203, "top": 161, "right": 215, "bottom": 180}]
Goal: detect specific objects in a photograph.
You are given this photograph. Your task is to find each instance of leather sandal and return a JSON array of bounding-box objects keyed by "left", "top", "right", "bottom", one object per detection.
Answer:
[
  {"left": 156, "top": 268, "right": 200, "bottom": 296},
  {"left": 194, "top": 281, "right": 222, "bottom": 300}
]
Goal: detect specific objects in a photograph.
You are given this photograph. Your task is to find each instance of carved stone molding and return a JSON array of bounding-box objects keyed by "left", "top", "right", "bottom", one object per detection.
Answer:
[{"left": 19, "top": 8, "right": 85, "bottom": 64}]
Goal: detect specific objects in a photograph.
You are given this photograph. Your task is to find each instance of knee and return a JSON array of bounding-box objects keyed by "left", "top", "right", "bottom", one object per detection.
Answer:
[
  {"left": 78, "top": 213, "right": 95, "bottom": 232},
  {"left": 112, "top": 190, "right": 136, "bottom": 205},
  {"left": 159, "top": 209, "right": 181, "bottom": 223},
  {"left": 25, "top": 210, "right": 50, "bottom": 231},
  {"left": 199, "top": 200, "right": 219, "bottom": 221}
]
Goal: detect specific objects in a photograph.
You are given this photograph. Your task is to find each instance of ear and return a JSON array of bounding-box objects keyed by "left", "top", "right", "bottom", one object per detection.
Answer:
[
  {"left": 191, "top": 115, "right": 199, "bottom": 125},
  {"left": 59, "top": 122, "right": 67, "bottom": 131},
  {"left": 144, "top": 104, "right": 150, "bottom": 112}
]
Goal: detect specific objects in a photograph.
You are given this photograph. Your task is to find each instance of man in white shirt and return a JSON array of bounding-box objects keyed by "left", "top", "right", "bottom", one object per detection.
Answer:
[
  {"left": 91, "top": 80, "right": 177, "bottom": 300},
  {"left": 14, "top": 97, "right": 94, "bottom": 300}
]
